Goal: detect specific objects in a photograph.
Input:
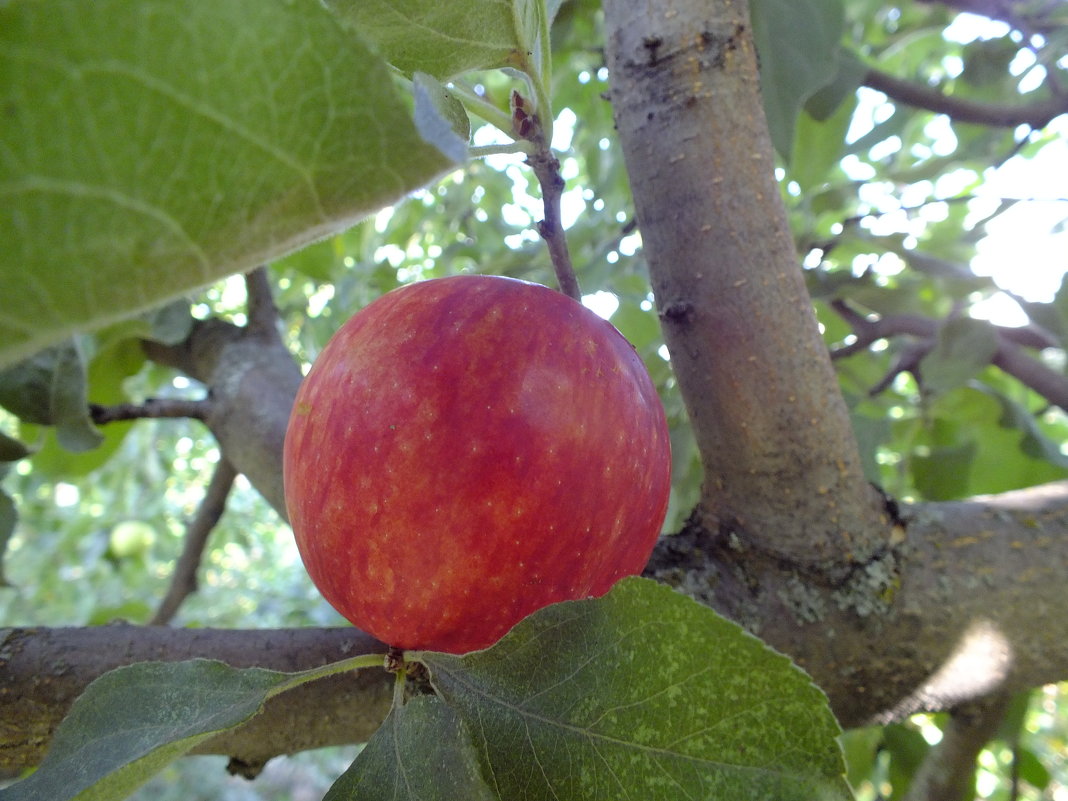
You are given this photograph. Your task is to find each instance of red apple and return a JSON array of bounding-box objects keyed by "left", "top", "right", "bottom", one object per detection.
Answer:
[{"left": 283, "top": 275, "right": 671, "bottom": 653}]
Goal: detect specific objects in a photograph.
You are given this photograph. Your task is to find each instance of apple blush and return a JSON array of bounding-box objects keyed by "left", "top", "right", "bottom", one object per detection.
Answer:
[{"left": 283, "top": 275, "right": 671, "bottom": 654}]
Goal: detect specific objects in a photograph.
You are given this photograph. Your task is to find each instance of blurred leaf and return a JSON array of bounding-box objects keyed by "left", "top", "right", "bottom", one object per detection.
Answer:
[
  {"left": 0, "top": 0, "right": 459, "bottom": 368},
  {"left": 0, "top": 660, "right": 296, "bottom": 801},
  {"left": 792, "top": 90, "right": 858, "bottom": 192},
  {"left": 324, "top": 695, "right": 495, "bottom": 801},
  {"left": 840, "top": 726, "right": 884, "bottom": 793},
  {"left": 421, "top": 577, "right": 850, "bottom": 801},
  {"left": 413, "top": 72, "right": 471, "bottom": 164},
  {"left": 920, "top": 318, "right": 998, "bottom": 396},
  {"left": 1015, "top": 746, "right": 1051, "bottom": 790},
  {"left": 751, "top": 0, "right": 844, "bottom": 159},
  {"left": 0, "top": 340, "right": 102, "bottom": 452},
  {"left": 610, "top": 300, "right": 661, "bottom": 351},
  {"left": 325, "top": 0, "right": 529, "bottom": 80},
  {"left": 0, "top": 432, "right": 30, "bottom": 462},
  {"left": 913, "top": 386, "right": 1068, "bottom": 500},
  {"left": 87, "top": 600, "right": 154, "bottom": 626},
  {"left": 850, "top": 412, "right": 891, "bottom": 484},
  {"left": 881, "top": 723, "right": 930, "bottom": 801},
  {"left": 912, "top": 438, "right": 977, "bottom": 501},
  {"left": 988, "top": 388, "right": 1068, "bottom": 469},
  {"left": 0, "top": 487, "right": 14, "bottom": 586},
  {"left": 805, "top": 48, "right": 867, "bottom": 121},
  {"left": 51, "top": 340, "right": 104, "bottom": 452}
]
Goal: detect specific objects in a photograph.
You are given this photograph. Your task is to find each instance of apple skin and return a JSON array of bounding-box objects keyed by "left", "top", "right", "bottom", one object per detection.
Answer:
[{"left": 283, "top": 275, "right": 671, "bottom": 654}]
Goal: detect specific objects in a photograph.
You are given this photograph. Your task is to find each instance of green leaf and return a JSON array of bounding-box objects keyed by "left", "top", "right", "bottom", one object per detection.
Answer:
[
  {"left": 50, "top": 339, "right": 104, "bottom": 452},
  {"left": 413, "top": 72, "right": 471, "bottom": 164},
  {"left": 420, "top": 577, "right": 850, "bottom": 801},
  {"left": 750, "top": 0, "right": 844, "bottom": 159},
  {"left": 0, "top": 340, "right": 102, "bottom": 452},
  {"left": 919, "top": 318, "right": 998, "bottom": 397},
  {"left": 0, "top": 0, "right": 459, "bottom": 368},
  {"left": 324, "top": 694, "right": 496, "bottom": 801},
  {"left": 325, "top": 0, "right": 527, "bottom": 80},
  {"left": 0, "top": 660, "right": 294, "bottom": 801}
]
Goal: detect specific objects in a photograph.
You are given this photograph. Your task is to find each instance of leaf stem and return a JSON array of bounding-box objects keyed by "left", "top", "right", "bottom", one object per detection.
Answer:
[
  {"left": 470, "top": 142, "right": 533, "bottom": 159},
  {"left": 447, "top": 81, "right": 516, "bottom": 132},
  {"left": 392, "top": 668, "right": 407, "bottom": 708},
  {"left": 269, "top": 652, "right": 388, "bottom": 699}
]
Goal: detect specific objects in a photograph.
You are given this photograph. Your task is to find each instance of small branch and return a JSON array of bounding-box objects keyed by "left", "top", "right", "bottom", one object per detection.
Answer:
[
  {"left": 90, "top": 397, "right": 211, "bottom": 424},
  {"left": 244, "top": 267, "right": 282, "bottom": 341},
  {"left": 863, "top": 67, "right": 1068, "bottom": 128},
  {"left": 512, "top": 91, "right": 582, "bottom": 301},
  {"left": 902, "top": 693, "right": 1012, "bottom": 801},
  {"left": 829, "top": 301, "right": 1068, "bottom": 410},
  {"left": 150, "top": 458, "right": 238, "bottom": 626},
  {"left": 870, "top": 339, "right": 932, "bottom": 396}
]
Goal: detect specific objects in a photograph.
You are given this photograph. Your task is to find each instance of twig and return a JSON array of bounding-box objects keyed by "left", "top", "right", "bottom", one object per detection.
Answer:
[
  {"left": 512, "top": 91, "right": 582, "bottom": 301},
  {"left": 150, "top": 458, "right": 238, "bottom": 625},
  {"left": 864, "top": 67, "right": 1068, "bottom": 128},
  {"left": 829, "top": 301, "right": 1068, "bottom": 410},
  {"left": 90, "top": 398, "right": 211, "bottom": 424}
]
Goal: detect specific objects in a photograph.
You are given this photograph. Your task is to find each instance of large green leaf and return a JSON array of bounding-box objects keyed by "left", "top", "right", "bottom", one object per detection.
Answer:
[
  {"left": 0, "top": 0, "right": 460, "bottom": 368},
  {"left": 750, "top": 0, "right": 844, "bottom": 159},
  {"left": 420, "top": 577, "right": 850, "bottom": 801},
  {"left": 324, "top": 694, "right": 496, "bottom": 801}
]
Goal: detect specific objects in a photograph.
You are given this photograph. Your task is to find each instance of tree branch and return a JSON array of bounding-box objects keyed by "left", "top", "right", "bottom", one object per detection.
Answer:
[
  {"left": 830, "top": 301, "right": 1068, "bottom": 411},
  {"left": 0, "top": 626, "right": 390, "bottom": 773},
  {"left": 89, "top": 398, "right": 211, "bottom": 424},
  {"left": 644, "top": 479, "right": 1068, "bottom": 727},
  {"left": 150, "top": 458, "right": 238, "bottom": 626},
  {"left": 244, "top": 267, "right": 284, "bottom": 342},
  {"left": 603, "top": 0, "right": 889, "bottom": 571},
  {"left": 863, "top": 67, "right": 1068, "bottom": 128},
  {"left": 902, "top": 694, "right": 1011, "bottom": 801},
  {"left": 142, "top": 311, "right": 302, "bottom": 522}
]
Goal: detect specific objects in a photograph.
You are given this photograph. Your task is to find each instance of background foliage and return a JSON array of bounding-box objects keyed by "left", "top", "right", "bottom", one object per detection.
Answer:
[{"left": 2, "top": 0, "right": 1068, "bottom": 797}]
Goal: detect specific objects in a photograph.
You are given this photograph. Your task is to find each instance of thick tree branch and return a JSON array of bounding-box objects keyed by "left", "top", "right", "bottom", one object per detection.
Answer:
[
  {"left": 142, "top": 282, "right": 302, "bottom": 521},
  {"left": 644, "top": 479, "right": 1068, "bottom": 727},
  {"left": 150, "top": 458, "right": 238, "bottom": 626},
  {"left": 0, "top": 626, "right": 390, "bottom": 773},
  {"left": 603, "top": 0, "right": 889, "bottom": 571},
  {"left": 863, "top": 67, "right": 1068, "bottom": 128}
]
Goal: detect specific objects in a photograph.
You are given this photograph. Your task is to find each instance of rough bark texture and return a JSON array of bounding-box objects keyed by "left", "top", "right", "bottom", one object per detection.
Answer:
[
  {"left": 604, "top": 0, "right": 1068, "bottom": 728},
  {"left": 0, "top": 626, "right": 391, "bottom": 773},
  {"left": 602, "top": 0, "right": 890, "bottom": 570}
]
